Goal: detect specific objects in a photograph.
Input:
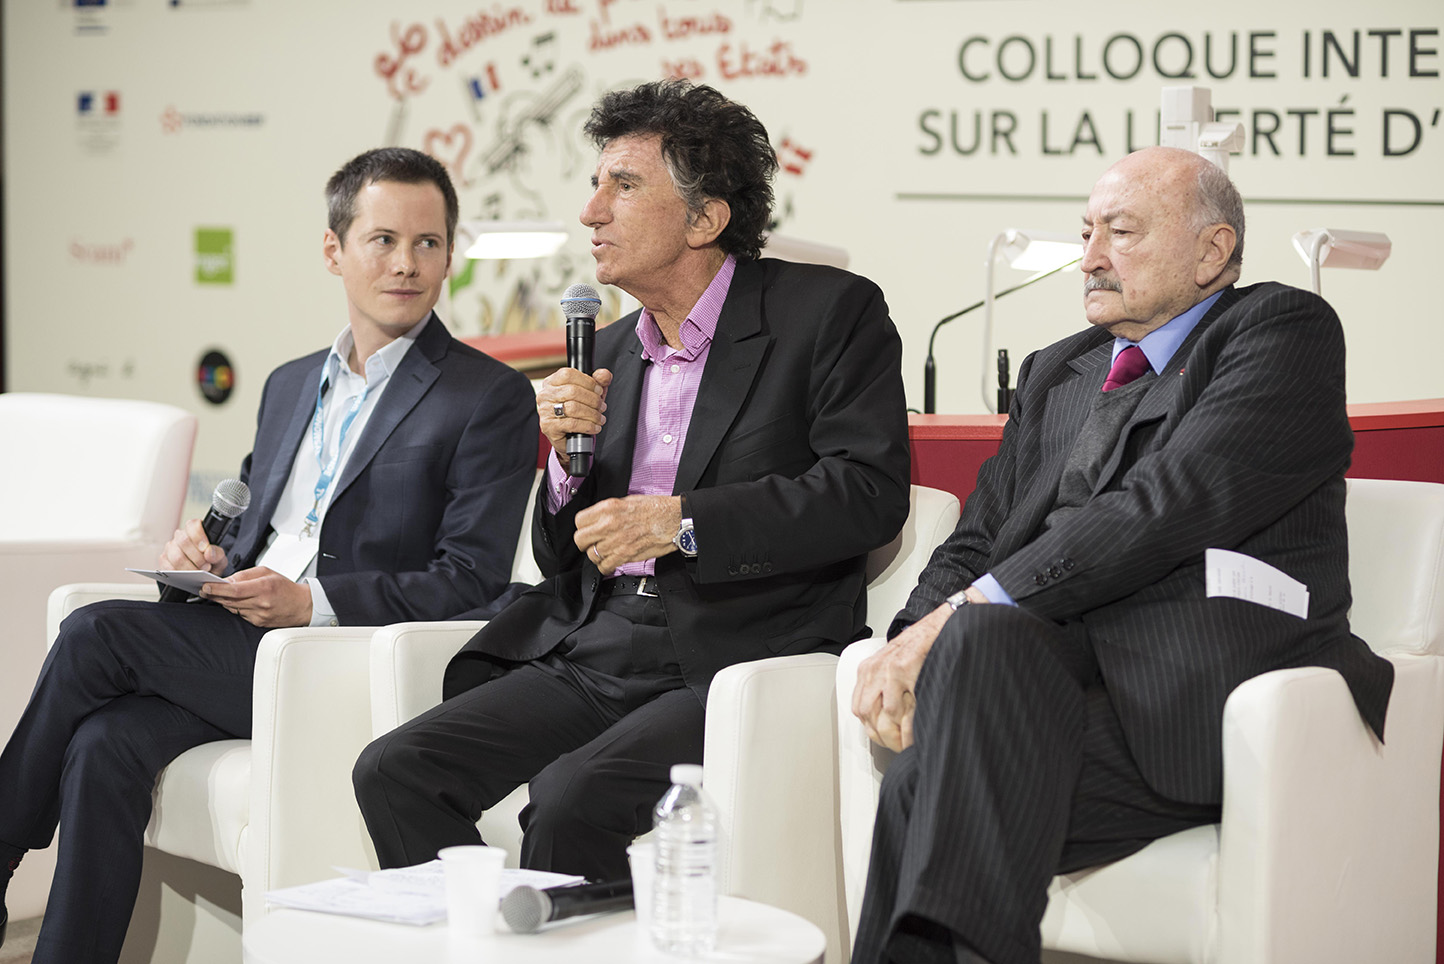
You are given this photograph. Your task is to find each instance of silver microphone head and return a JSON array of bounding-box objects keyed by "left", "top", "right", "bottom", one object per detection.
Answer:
[
  {"left": 560, "top": 283, "right": 602, "bottom": 317},
  {"left": 211, "top": 479, "right": 251, "bottom": 519},
  {"left": 500, "top": 886, "right": 552, "bottom": 934}
]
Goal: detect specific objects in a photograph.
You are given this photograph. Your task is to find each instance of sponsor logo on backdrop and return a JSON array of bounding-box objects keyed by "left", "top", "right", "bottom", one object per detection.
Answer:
[
  {"left": 76, "top": 90, "right": 122, "bottom": 154},
  {"left": 196, "top": 350, "right": 235, "bottom": 405},
  {"left": 195, "top": 228, "right": 234, "bottom": 285},
  {"left": 161, "top": 106, "right": 265, "bottom": 134},
  {"left": 169, "top": 0, "right": 249, "bottom": 7},
  {"left": 70, "top": 237, "right": 135, "bottom": 264}
]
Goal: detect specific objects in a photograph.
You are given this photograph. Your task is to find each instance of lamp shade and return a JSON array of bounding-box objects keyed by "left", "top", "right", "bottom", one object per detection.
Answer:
[
  {"left": 1291, "top": 228, "right": 1392, "bottom": 295},
  {"left": 1291, "top": 229, "right": 1392, "bottom": 271},
  {"left": 997, "top": 229, "right": 1083, "bottom": 272}
]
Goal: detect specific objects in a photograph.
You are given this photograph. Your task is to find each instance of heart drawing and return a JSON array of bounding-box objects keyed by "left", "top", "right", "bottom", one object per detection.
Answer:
[{"left": 424, "top": 124, "right": 473, "bottom": 187}]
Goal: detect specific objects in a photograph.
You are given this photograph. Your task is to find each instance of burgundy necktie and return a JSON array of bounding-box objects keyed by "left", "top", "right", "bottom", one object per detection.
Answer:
[{"left": 1102, "top": 345, "right": 1150, "bottom": 392}]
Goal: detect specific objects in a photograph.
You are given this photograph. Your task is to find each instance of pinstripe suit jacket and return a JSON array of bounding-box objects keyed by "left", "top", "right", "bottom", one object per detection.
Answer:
[{"left": 894, "top": 282, "right": 1393, "bottom": 804}]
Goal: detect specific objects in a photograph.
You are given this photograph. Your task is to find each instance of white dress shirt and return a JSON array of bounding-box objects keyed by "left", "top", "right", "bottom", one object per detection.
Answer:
[{"left": 255, "top": 316, "right": 426, "bottom": 625}]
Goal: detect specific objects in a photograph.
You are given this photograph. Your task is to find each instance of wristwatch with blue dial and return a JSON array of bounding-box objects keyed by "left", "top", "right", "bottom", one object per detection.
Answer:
[{"left": 673, "top": 517, "right": 698, "bottom": 557}]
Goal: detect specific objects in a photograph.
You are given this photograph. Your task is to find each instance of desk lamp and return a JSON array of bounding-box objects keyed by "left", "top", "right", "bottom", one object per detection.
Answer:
[
  {"left": 979, "top": 230, "right": 1083, "bottom": 413},
  {"left": 1291, "top": 229, "right": 1392, "bottom": 296}
]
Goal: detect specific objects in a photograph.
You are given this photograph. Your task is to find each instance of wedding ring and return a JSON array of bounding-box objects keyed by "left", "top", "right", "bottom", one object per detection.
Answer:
[
  {"left": 553, "top": 402, "right": 565, "bottom": 418},
  {"left": 590, "top": 545, "right": 600, "bottom": 561}
]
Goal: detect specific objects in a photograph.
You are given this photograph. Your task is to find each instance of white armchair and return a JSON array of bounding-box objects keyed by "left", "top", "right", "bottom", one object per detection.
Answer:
[
  {"left": 835, "top": 477, "right": 1444, "bottom": 964},
  {"left": 366, "top": 484, "right": 961, "bottom": 964},
  {"left": 43, "top": 471, "right": 543, "bottom": 964},
  {"left": 1, "top": 392, "right": 195, "bottom": 921},
  {"left": 43, "top": 588, "right": 384, "bottom": 964}
]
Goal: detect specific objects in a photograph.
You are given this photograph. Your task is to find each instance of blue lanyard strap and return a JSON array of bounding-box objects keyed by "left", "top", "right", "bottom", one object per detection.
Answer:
[{"left": 305, "top": 358, "right": 370, "bottom": 534}]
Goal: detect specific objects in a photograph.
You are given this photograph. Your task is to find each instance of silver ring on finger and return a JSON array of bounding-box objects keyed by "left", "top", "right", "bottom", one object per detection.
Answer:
[{"left": 553, "top": 402, "right": 565, "bottom": 418}]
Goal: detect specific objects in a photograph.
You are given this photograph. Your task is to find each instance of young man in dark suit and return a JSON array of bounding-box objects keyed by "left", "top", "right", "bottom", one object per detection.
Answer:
[
  {"left": 849, "top": 146, "right": 1394, "bottom": 964},
  {"left": 353, "top": 80, "right": 911, "bottom": 881},
  {"left": 0, "top": 148, "right": 539, "bottom": 964}
]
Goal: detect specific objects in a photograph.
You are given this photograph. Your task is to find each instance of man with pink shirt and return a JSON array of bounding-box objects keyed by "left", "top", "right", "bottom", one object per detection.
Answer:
[{"left": 353, "top": 79, "right": 910, "bottom": 880}]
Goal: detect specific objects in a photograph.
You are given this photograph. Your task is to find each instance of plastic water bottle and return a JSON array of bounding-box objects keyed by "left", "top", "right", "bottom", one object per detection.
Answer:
[{"left": 650, "top": 763, "right": 718, "bottom": 955}]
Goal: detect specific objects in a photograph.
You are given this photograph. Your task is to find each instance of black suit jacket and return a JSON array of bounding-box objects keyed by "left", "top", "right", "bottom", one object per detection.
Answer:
[
  {"left": 896, "top": 283, "right": 1393, "bottom": 804},
  {"left": 445, "top": 258, "right": 912, "bottom": 702},
  {"left": 221, "top": 315, "right": 539, "bottom": 625}
]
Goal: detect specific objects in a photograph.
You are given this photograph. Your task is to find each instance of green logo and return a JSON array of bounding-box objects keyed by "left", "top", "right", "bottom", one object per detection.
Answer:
[{"left": 195, "top": 227, "right": 233, "bottom": 284}]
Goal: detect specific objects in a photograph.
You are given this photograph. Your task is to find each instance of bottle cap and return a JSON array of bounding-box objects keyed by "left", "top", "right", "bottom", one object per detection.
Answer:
[{"left": 670, "top": 763, "right": 704, "bottom": 787}]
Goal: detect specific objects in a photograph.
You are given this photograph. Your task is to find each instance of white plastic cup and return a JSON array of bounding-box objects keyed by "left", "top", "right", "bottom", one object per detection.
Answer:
[
  {"left": 438, "top": 845, "right": 507, "bottom": 938},
  {"left": 626, "top": 840, "right": 657, "bottom": 938}
]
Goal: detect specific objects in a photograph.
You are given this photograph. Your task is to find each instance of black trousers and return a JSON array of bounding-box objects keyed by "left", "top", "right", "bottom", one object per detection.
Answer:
[
  {"left": 353, "top": 591, "right": 703, "bottom": 881},
  {"left": 851, "top": 605, "right": 1220, "bottom": 964},
  {"left": 0, "top": 599, "right": 265, "bottom": 964}
]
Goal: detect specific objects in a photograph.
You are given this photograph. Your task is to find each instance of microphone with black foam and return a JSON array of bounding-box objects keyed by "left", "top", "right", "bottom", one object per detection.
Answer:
[
  {"left": 501, "top": 877, "right": 634, "bottom": 933},
  {"left": 159, "top": 478, "right": 252, "bottom": 603},
  {"left": 560, "top": 282, "right": 603, "bottom": 477}
]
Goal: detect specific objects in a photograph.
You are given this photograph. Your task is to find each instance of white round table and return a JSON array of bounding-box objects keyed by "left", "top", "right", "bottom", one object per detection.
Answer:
[{"left": 243, "top": 895, "right": 825, "bottom": 964}]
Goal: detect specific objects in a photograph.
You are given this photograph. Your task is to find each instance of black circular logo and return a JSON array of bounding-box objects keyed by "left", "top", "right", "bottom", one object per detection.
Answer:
[{"left": 197, "top": 350, "right": 235, "bottom": 405}]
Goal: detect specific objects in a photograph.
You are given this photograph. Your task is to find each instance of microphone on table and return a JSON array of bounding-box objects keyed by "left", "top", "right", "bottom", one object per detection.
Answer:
[
  {"left": 560, "top": 282, "right": 603, "bottom": 477},
  {"left": 923, "top": 300, "right": 985, "bottom": 415},
  {"left": 159, "top": 478, "right": 251, "bottom": 603},
  {"left": 501, "top": 877, "right": 634, "bottom": 933},
  {"left": 921, "top": 257, "right": 1078, "bottom": 414},
  {"left": 996, "top": 349, "right": 1013, "bottom": 415}
]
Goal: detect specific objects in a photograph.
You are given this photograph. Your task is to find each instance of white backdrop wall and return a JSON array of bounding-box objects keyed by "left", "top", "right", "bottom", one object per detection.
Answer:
[{"left": 5, "top": 0, "right": 1442, "bottom": 518}]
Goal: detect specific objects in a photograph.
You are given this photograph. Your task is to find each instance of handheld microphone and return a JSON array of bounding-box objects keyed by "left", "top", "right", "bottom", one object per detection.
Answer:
[
  {"left": 500, "top": 878, "right": 634, "bottom": 933},
  {"left": 159, "top": 478, "right": 251, "bottom": 603},
  {"left": 560, "top": 282, "right": 603, "bottom": 477}
]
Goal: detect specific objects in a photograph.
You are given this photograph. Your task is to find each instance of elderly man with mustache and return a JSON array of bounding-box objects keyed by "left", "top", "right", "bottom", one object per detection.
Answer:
[{"left": 849, "top": 146, "right": 1393, "bottom": 964}]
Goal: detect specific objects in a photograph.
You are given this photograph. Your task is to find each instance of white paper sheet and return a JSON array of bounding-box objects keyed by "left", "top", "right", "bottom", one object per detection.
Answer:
[
  {"left": 264, "top": 861, "right": 586, "bottom": 925},
  {"left": 124, "top": 568, "right": 229, "bottom": 594},
  {"left": 1204, "top": 548, "right": 1309, "bottom": 619}
]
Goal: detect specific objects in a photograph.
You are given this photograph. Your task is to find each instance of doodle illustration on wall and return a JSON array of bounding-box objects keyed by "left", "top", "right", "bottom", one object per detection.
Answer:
[{"left": 370, "top": 0, "right": 816, "bottom": 337}]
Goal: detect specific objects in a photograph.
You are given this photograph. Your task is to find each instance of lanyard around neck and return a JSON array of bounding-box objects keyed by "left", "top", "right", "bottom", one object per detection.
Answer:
[{"left": 304, "top": 358, "right": 372, "bottom": 535}]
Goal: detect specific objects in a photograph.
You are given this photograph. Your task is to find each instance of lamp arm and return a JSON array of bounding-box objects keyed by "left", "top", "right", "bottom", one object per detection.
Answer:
[
  {"left": 1307, "top": 231, "right": 1328, "bottom": 296},
  {"left": 981, "top": 232, "right": 1006, "bottom": 412}
]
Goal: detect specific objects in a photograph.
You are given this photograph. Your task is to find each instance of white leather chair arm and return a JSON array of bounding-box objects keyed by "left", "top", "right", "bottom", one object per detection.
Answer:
[
  {"left": 367, "top": 621, "right": 538, "bottom": 863},
  {"left": 46, "top": 580, "right": 159, "bottom": 644},
  {"left": 705, "top": 652, "right": 844, "bottom": 963},
  {"left": 242, "top": 626, "right": 379, "bottom": 923},
  {"left": 369, "top": 621, "right": 490, "bottom": 736},
  {"left": 1217, "top": 653, "right": 1444, "bottom": 964},
  {"left": 835, "top": 637, "right": 891, "bottom": 950}
]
